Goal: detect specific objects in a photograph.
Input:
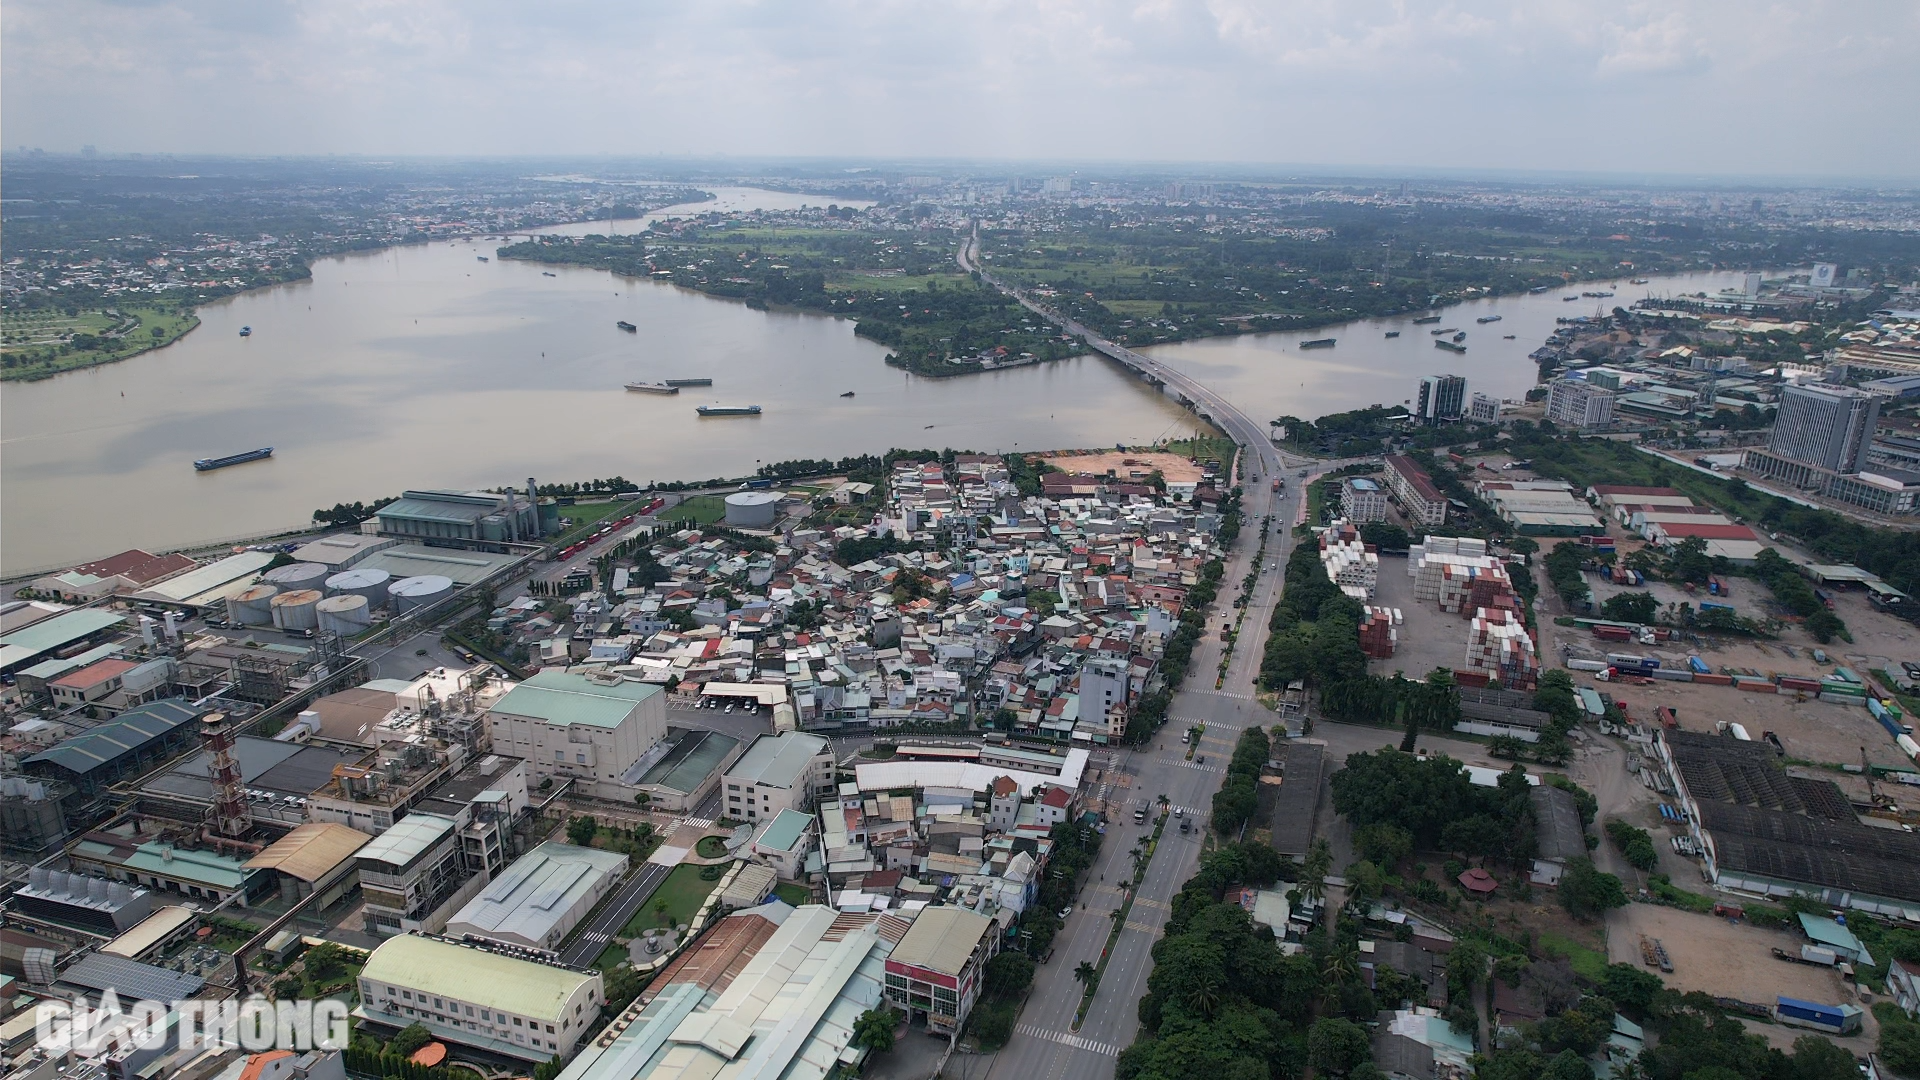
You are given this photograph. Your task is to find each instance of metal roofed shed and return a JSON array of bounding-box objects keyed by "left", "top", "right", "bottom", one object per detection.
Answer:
[
  {"left": 854, "top": 747, "right": 1090, "bottom": 799},
  {"left": 357, "top": 813, "right": 458, "bottom": 871},
  {"left": 0, "top": 608, "right": 129, "bottom": 673},
  {"left": 356, "top": 545, "right": 520, "bottom": 587},
  {"left": 126, "top": 551, "right": 276, "bottom": 608},
  {"left": 290, "top": 533, "right": 398, "bottom": 569},
  {"left": 444, "top": 841, "right": 628, "bottom": 951},
  {"left": 631, "top": 729, "right": 742, "bottom": 795},
  {"left": 726, "top": 731, "right": 828, "bottom": 790},
  {"left": 23, "top": 697, "right": 202, "bottom": 792},
  {"left": 754, "top": 808, "right": 814, "bottom": 855},
  {"left": 99, "top": 905, "right": 198, "bottom": 960},
  {"left": 58, "top": 952, "right": 205, "bottom": 1003},
  {"left": 887, "top": 906, "right": 992, "bottom": 977},
  {"left": 246, "top": 823, "right": 373, "bottom": 884}
]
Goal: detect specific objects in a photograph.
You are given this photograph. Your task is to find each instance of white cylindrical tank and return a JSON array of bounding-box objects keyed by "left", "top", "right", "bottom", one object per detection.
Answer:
[
  {"left": 388, "top": 574, "right": 454, "bottom": 613},
  {"left": 226, "top": 584, "right": 278, "bottom": 625},
  {"left": 271, "top": 589, "right": 323, "bottom": 630},
  {"left": 324, "top": 567, "right": 391, "bottom": 607},
  {"left": 263, "top": 562, "right": 330, "bottom": 592},
  {"left": 724, "top": 490, "right": 781, "bottom": 528},
  {"left": 316, "top": 593, "right": 372, "bottom": 635}
]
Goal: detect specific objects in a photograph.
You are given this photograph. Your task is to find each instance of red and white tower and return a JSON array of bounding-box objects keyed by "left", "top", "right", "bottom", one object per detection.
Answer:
[{"left": 201, "top": 712, "right": 250, "bottom": 838}]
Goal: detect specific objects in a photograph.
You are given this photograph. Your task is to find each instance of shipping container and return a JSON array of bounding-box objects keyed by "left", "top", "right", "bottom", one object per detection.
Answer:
[
  {"left": 1566, "top": 659, "right": 1610, "bottom": 672},
  {"left": 1778, "top": 677, "right": 1822, "bottom": 692},
  {"left": 1800, "top": 946, "right": 1839, "bottom": 966},
  {"left": 1897, "top": 734, "right": 1920, "bottom": 761},
  {"left": 1737, "top": 680, "right": 1779, "bottom": 694},
  {"left": 1688, "top": 656, "right": 1711, "bottom": 674},
  {"left": 1694, "top": 672, "right": 1734, "bottom": 686},
  {"left": 1650, "top": 668, "right": 1693, "bottom": 682},
  {"left": 1820, "top": 692, "right": 1866, "bottom": 706},
  {"left": 1656, "top": 707, "right": 1679, "bottom": 729}
]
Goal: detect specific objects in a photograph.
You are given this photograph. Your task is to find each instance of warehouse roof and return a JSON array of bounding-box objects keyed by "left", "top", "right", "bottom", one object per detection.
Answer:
[
  {"left": 24, "top": 697, "right": 200, "bottom": 776},
  {"left": 124, "top": 842, "right": 252, "bottom": 891},
  {"left": 356, "top": 814, "right": 457, "bottom": 870},
  {"left": 445, "top": 841, "right": 627, "bottom": 947},
  {"left": 355, "top": 545, "right": 519, "bottom": 586},
  {"left": 246, "top": 823, "right": 373, "bottom": 883},
  {"left": 854, "top": 747, "right": 1089, "bottom": 799},
  {"left": 60, "top": 953, "right": 205, "bottom": 1003},
  {"left": 287, "top": 533, "right": 396, "bottom": 568},
  {"left": 491, "top": 670, "right": 660, "bottom": 729},
  {"left": 0, "top": 608, "right": 128, "bottom": 671},
  {"left": 100, "top": 905, "right": 198, "bottom": 960},
  {"left": 377, "top": 491, "right": 507, "bottom": 525},
  {"left": 888, "top": 906, "right": 992, "bottom": 976},
  {"left": 359, "top": 934, "right": 598, "bottom": 1024},
  {"left": 1531, "top": 785, "right": 1587, "bottom": 862},
  {"left": 725, "top": 732, "right": 827, "bottom": 790},
  {"left": 128, "top": 551, "right": 276, "bottom": 606}
]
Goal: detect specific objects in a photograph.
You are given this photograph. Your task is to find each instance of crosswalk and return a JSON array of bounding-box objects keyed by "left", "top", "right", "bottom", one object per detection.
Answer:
[
  {"left": 666, "top": 815, "right": 715, "bottom": 836},
  {"left": 1014, "top": 1024, "right": 1122, "bottom": 1057},
  {"left": 1199, "top": 689, "right": 1256, "bottom": 701}
]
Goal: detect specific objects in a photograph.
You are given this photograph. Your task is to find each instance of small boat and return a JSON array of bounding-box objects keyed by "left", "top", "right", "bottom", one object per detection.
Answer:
[
  {"left": 696, "top": 405, "right": 762, "bottom": 416},
  {"left": 625, "top": 381, "right": 678, "bottom": 394},
  {"left": 1298, "top": 337, "right": 1336, "bottom": 349},
  {"left": 1412, "top": 315, "right": 1442, "bottom": 325},
  {"left": 1476, "top": 315, "right": 1502, "bottom": 324},
  {"left": 616, "top": 321, "right": 637, "bottom": 332},
  {"left": 1503, "top": 334, "right": 1516, "bottom": 339},
  {"left": 1529, "top": 286, "right": 1549, "bottom": 294},
  {"left": 1430, "top": 327, "right": 1458, "bottom": 336},
  {"left": 476, "top": 256, "right": 489, "bottom": 263},
  {"left": 1564, "top": 296, "right": 1580, "bottom": 301},
  {"left": 238, "top": 326, "right": 252, "bottom": 337},
  {"left": 1453, "top": 331, "right": 1467, "bottom": 342},
  {"left": 664, "top": 378, "right": 713, "bottom": 387},
  {"left": 1631, "top": 278, "right": 1649, "bottom": 284},
  {"left": 542, "top": 271, "right": 557, "bottom": 277},
  {"left": 194, "top": 447, "right": 273, "bottom": 471},
  {"left": 1384, "top": 331, "right": 1400, "bottom": 339},
  {"left": 840, "top": 391, "right": 856, "bottom": 398},
  {"left": 1435, "top": 340, "right": 1467, "bottom": 354}
]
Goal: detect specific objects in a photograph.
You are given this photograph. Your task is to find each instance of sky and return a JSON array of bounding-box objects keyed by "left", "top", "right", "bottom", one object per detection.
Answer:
[{"left": 5, "top": 0, "right": 1917, "bottom": 179}]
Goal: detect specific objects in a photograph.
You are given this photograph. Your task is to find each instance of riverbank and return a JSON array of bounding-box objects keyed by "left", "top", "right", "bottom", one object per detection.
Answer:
[{"left": 2, "top": 304, "right": 205, "bottom": 382}]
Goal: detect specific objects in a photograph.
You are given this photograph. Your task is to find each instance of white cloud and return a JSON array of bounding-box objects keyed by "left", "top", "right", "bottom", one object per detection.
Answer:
[{"left": 2, "top": 0, "right": 1915, "bottom": 176}]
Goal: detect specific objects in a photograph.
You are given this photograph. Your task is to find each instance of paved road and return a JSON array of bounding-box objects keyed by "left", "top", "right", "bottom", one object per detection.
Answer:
[
  {"left": 965, "top": 227, "right": 1311, "bottom": 1080},
  {"left": 559, "top": 857, "right": 675, "bottom": 968}
]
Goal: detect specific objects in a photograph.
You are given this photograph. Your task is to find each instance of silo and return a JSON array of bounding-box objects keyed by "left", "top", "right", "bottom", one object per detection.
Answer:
[
  {"left": 316, "top": 594, "right": 372, "bottom": 635},
  {"left": 724, "top": 490, "right": 781, "bottom": 528},
  {"left": 388, "top": 574, "right": 454, "bottom": 613},
  {"left": 225, "top": 584, "right": 278, "bottom": 625},
  {"left": 263, "top": 562, "right": 330, "bottom": 592},
  {"left": 271, "top": 589, "right": 323, "bottom": 630},
  {"left": 325, "top": 567, "right": 392, "bottom": 608}
]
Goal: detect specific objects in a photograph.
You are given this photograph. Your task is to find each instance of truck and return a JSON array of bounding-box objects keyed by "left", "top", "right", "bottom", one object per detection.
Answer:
[
  {"left": 741, "top": 478, "right": 776, "bottom": 490},
  {"left": 1133, "top": 806, "right": 1148, "bottom": 825}
]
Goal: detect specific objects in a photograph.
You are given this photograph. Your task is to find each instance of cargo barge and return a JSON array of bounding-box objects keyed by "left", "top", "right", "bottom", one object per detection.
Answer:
[
  {"left": 696, "top": 405, "right": 762, "bottom": 416},
  {"left": 195, "top": 447, "right": 273, "bottom": 471},
  {"left": 1435, "top": 340, "right": 1467, "bottom": 354},
  {"left": 1298, "top": 337, "right": 1336, "bottom": 349},
  {"left": 1412, "top": 315, "right": 1442, "bottom": 325},
  {"left": 616, "top": 320, "right": 638, "bottom": 332},
  {"left": 664, "top": 378, "right": 713, "bottom": 387},
  {"left": 625, "top": 382, "right": 679, "bottom": 394}
]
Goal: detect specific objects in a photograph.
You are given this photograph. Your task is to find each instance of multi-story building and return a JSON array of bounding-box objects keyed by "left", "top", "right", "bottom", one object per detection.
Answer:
[
  {"left": 1384, "top": 455, "right": 1449, "bottom": 528},
  {"left": 485, "top": 670, "right": 667, "bottom": 799},
  {"left": 721, "top": 731, "right": 835, "bottom": 822},
  {"left": 373, "top": 486, "right": 543, "bottom": 552},
  {"left": 1416, "top": 375, "right": 1467, "bottom": 424},
  {"left": 1768, "top": 383, "right": 1879, "bottom": 474},
  {"left": 354, "top": 813, "right": 469, "bottom": 937},
  {"left": 1467, "top": 392, "right": 1501, "bottom": 425},
  {"left": 1339, "top": 477, "right": 1388, "bottom": 522},
  {"left": 883, "top": 907, "right": 998, "bottom": 1036},
  {"left": 355, "top": 934, "right": 602, "bottom": 1063},
  {"left": 1077, "top": 656, "right": 1130, "bottom": 718},
  {"left": 1545, "top": 378, "right": 1616, "bottom": 430}
]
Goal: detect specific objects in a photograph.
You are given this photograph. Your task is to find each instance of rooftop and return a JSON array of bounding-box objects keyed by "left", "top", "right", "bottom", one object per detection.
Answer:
[
  {"left": 445, "top": 841, "right": 628, "bottom": 947},
  {"left": 754, "top": 808, "right": 814, "bottom": 854},
  {"left": 0, "top": 608, "right": 129, "bottom": 671},
  {"left": 634, "top": 729, "right": 741, "bottom": 795},
  {"left": 359, "top": 934, "right": 599, "bottom": 1023},
  {"left": 725, "top": 731, "right": 827, "bottom": 790},
  {"left": 357, "top": 813, "right": 458, "bottom": 870},
  {"left": 127, "top": 551, "right": 276, "bottom": 606},
  {"left": 24, "top": 697, "right": 201, "bottom": 777},
  {"left": 888, "top": 906, "right": 992, "bottom": 976},
  {"left": 491, "top": 670, "right": 661, "bottom": 730},
  {"left": 245, "top": 823, "right": 373, "bottom": 883}
]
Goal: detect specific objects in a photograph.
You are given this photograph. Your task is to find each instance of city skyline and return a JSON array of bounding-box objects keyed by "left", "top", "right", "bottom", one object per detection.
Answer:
[{"left": 4, "top": 0, "right": 1918, "bottom": 179}]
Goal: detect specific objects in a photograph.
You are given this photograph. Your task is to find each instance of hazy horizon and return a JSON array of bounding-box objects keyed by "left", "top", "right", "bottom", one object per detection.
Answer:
[{"left": 6, "top": 0, "right": 1917, "bottom": 180}]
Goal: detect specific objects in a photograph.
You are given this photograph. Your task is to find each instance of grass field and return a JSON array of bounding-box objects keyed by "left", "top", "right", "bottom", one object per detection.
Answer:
[
  {"left": 659, "top": 494, "right": 728, "bottom": 524},
  {"left": 550, "top": 499, "right": 636, "bottom": 546},
  {"left": 1537, "top": 929, "right": 1609, "bottom": 981},
  {"left": 595, "top": 943, "right": 629, "bottom": 971},
  {"left": 773, "top": 883, "right": 811, "bottom": 907},
  {"left": 2, "top": 304, "right": 201, "bottom": 381},
  {"left": 620, "top": 863, "right": 720, "bottom": 936}
]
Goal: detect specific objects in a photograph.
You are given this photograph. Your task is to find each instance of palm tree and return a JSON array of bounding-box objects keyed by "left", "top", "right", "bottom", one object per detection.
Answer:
[
  {"left": 1186, "top": 979, "right": 1220, "bottom": 1016},
  {"left": 1301, "top": 839, "right": 1332, "bottom": 903},
  {"left": 1074, "top": 961, "right": 1099, "bottom": 990}
]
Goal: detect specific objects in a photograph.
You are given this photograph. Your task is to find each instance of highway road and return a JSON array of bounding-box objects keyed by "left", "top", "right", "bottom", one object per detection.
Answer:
[{"left": 962, "top": 228, "right": 1315, "bottom": 1080}]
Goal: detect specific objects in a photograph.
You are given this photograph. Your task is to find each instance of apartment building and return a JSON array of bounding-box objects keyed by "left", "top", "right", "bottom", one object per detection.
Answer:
[{"left": 721, "top": 731, "right": 834, "bottom": 822}]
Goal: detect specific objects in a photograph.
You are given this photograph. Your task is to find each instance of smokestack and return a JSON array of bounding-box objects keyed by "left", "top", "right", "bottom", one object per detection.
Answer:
[
  {"left": 163, "top": 611, "right": 179, "bottom": 640},
  {"left": 504, "top": 488, "right": 519, "bottom": 544},
  {"left": 139, "top": 615, "right": 156, "bottom": 646},
  {"left": 527, "top": 478, "right": 540, "bottom": 536}
]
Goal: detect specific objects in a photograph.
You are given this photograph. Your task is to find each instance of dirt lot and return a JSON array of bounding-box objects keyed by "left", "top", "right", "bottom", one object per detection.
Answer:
[
  {"left": 1607, "top": 904, "right": 1851, "bottom": 1004},
  {"left": 1366, "top": 555, "right": 1473, "bottom": 679},
  {"left": 1040, "top": 450, "right": 1204, "bottom": 484}
]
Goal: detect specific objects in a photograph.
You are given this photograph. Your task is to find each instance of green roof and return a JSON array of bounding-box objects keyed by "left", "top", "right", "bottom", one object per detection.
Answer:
[
  {"left": 491, "top": 670, "right": 660, "bottom": 729},
  {"left": 123, "top": 842, "right": 252, "bottom": 891},
  {"left": 636, "top": 729, "right": 739, "bottom": 794},
  {"left": 0, "top": 609, "right": 127, "bottom": 670},
  {"left": 359, "top": 934, "right": 597, "bottom": 1023},
  {"left": 756, "top": 809, "right": 813, "bottom": 853},
  {"left": 377, "top": 491, "right": 502, "bottom": 526}
]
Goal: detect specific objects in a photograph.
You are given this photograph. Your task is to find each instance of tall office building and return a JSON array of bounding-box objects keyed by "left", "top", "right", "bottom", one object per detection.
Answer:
[
  {"left": 1416, "top": 375, "right": 1467, "bottom": 424},
  {"left": 1768, "top": 383, "right": 1878, "bottom": 474},
  {"left": 1545, "top": 378, "right": 1615, "bottom": 430}
]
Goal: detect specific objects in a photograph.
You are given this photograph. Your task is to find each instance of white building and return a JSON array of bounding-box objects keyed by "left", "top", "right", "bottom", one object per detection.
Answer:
[
  {"left": 748, "top": 808, "right": 817, "bottom": 880},
  {"left": 722, "top": 731, "right": 834, "bottom": 822},
  {"left": 1545, "top": 378, "right": 1616, "bottom": 430},
  {"left": 1339, "top": 477, "right": 1388, "bottom": 523},
  {"left": 486, "top": 670, "right": 667, "bottom": 799},
  {"left": 444, "top": 841, "right": 628, "bottom": 951},
  {"left": 355, "top": 934, "right": 603, "bottom": 1063},
  {"left": 1467, "top": 392, "right": 1502, "bottom": 425},
  {"left": 1077, "top": 656, "right": 1129, "bottom": 717}
]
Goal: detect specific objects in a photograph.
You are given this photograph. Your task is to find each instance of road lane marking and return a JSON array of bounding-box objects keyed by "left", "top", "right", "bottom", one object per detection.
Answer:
[{"left": 1014, "top": 1025, "right": 1120, "bottom": 1057}]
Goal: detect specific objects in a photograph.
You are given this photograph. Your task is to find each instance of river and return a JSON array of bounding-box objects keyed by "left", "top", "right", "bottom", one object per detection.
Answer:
[{"left": 0, "top": 186, "right": 1751, "bottom": 574}]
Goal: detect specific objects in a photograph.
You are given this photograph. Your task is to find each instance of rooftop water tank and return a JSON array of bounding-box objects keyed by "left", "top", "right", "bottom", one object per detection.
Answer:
[
  {"left": 226, "top": 584, "right": 278, "bottom": 625},
  {"left": 271, "top": 589, "right": 323, "bottom": 630},
  {"left": 262, "top": 562, "right": 330, "bottom": 592},
  {"left": 316, "top": 593, "right": 372, "bottom": 635},
  {"left": 324, "top": 567, "right": 391, "bottom": 608},
  {"left": 388, "top": 574, "right": 454, "bottom": 613},
  {"left": 724, "top": 490, "right": 781, "bottom": 528}
]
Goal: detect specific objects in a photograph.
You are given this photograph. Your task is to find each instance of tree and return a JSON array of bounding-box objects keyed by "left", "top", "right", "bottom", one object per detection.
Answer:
[
  {"left": 1558, "top": 858, "right": 1627, "bottom": 920},
  {"left": 1789, "top": 1035, "right": 1862, "bottom": 1080},
  {"left": 633, "top": 792, "right": 652, "bottom": 810},
  {"left": 1306, "top": 1017, "right": 1372, "bottom": 1076},
  {"left": 852, "top": 1006, "right": 898, "bottom": 1053},
  {"left": 566, "top": 815, "right": 598, "bottom": 847},
  {"left": 1600, "top": 591, "right": 1659, "bottom": 624},
  {"left": 985, "top": 951, "right": 1034, "bottom": 997},
  {"left": 1301, "top": 839, "right": 1333, "bottom": 904},
  {"left": 1353, "top": 823, "right": 1413, "bottom": 869},
  {"left": 389, "top": 1023, "right": 433, "bottom": 1057},
  {"left": 1540, "top": 1049, "right": 1596, "bottom": 1080},
  {"left": 1074, "top": 960, "right": 1100, "bottom": 991}
]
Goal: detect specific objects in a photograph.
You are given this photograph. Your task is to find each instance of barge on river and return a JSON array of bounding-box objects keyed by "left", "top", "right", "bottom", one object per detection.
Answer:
[
  {"left": 195, "top": 447, "right": 273, "bottom": 471},
  {"left": 696, "top": 405, "right": 762, "bottom": 417}
]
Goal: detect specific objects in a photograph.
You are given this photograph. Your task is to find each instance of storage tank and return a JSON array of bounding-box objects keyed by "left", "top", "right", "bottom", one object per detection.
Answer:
[
  {"left": 324, "top": 567, "right": 391, "bottom": 608},
  {"left": 315, "top": 593, "right": 372, "bottom": 635},
  {"left": 225, "top": 583, "right": 278, "bottom": 625},
  {"left": 724, "top": 490, "right": 781, "bottom": 528},
  {"left": 270, "top": 589, "right": 323, "bottom": 630},
  {"left": 263, "top": 562, "right": 330, "bottom": 592},
  {"left": 388, "top": 574, "right": 454, "bottom": 613}
]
